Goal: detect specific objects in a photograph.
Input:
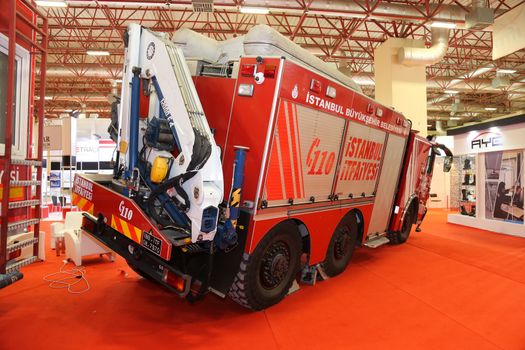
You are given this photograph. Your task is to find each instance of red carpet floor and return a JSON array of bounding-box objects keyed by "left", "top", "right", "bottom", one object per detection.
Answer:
[{"left": 1, "top": 209, "right": 525, "bottom": 350}]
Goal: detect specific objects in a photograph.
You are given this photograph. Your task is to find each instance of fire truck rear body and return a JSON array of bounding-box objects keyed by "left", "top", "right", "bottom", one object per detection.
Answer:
[{"left": 73, "top": 25, "right": 450, "bottom": 309}]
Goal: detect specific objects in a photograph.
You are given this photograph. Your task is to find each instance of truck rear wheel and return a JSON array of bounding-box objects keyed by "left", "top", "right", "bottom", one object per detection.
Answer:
[
  {"left": 228, "top": 222, "right": 302, "bottom": 310},
  {"left": 322, "top": 213, "right": 358, "bottom": 277}
]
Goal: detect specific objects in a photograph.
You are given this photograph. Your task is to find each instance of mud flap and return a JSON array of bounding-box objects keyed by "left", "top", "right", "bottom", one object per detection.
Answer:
[{"left": 208, "top": 210, "right": 250, "bottom": 296}]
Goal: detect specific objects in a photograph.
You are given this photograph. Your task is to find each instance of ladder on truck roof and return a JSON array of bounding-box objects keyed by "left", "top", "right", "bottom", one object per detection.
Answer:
[{"left": 0, "top": 0, "right": 48, "bottom": 288}]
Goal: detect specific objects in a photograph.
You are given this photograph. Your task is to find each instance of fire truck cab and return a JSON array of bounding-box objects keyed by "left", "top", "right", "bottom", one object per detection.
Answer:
[{"left": 74, "top": 24, "right": 452, "bottom": 310}]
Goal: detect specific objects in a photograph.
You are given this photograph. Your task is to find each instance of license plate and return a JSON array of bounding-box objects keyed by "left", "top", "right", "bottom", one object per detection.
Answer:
[{"left": 141, "top": 231, "right": 162, "bottom": 255}]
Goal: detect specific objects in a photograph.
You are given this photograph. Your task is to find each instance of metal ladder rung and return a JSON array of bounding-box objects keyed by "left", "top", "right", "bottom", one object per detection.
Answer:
[
  {"left": 7, "top": 238, "right": 39, "bottom": 253},
  {"left": 6, "top": 256, "right": 38, "bottom": 274},
  {"left": 10, "top": 180, "right": 41, "bottom": 186},
  {"left": 10, "top": 159, "right": 42, "bottom": 166},
  {"left": 8, "top": 199, "right": 41, "bottom": 209},
  {"left": 7, "top": 218, "right": 40, "bottom": 232}
]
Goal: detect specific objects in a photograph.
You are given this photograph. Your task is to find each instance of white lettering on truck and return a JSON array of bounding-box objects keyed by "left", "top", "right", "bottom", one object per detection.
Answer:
[
  {"left": 305, "top": 92, "right": 344, "bottom": 115},
  {"left": 73, "top": 176, "right": 93, "bottom": 201},
  {"left": 304, "top": 93, "right": 406, "bottom": 135},
  {"left": 118, "top": 200, "right": 134, "bottom": 220},
  {"left": 0, "top": 169, "right": 20, "bottom": 184}
]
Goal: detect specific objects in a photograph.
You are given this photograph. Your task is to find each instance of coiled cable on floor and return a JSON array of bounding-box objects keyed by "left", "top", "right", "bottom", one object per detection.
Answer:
[{"left": 43, "top": 261, "right": 91, "bottom": 294}]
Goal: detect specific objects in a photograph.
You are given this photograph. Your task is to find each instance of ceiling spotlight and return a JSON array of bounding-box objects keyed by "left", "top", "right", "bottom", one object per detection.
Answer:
[
  {"left": 444, "top": 90, "right": 459, "bottom": 94},
  {"left": 430, "top": 21, "right": 457, "bottom": 29},
  {"left": 485, "top": 107, "right": 497, "bottom": 111},
  {"left": 87, "top": 50, "right": 110, "bottom": 56},
  {"left": 497, "top": 68, "right": 517, "bottom": 74},
  {"left": 240, "top": 6, "right": 270, "bottom": 14},
  {"left": 35, "top": 0, "right": 67, "bottom": 7}
]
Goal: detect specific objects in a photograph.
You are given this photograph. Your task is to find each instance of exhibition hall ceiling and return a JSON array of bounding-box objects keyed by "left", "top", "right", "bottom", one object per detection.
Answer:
[{"left": 35, "top": 0, "right": 525, "bottom": 129}]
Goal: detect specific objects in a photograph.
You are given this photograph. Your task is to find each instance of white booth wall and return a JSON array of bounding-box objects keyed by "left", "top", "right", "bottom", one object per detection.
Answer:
[{"left": 43, "top": 118, "right": 115, "bottom": 204}]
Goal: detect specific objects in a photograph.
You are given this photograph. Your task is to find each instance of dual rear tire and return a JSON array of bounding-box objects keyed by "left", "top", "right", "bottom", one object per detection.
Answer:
[
  {"left": 322, "top": 214, "right": 359, "bottom": 277},
  {"left": 229, "top": 214, "right": 359, "bottom": 310},
  {"left": 229, "top": 221, "right": 302, "bottom": 310}
]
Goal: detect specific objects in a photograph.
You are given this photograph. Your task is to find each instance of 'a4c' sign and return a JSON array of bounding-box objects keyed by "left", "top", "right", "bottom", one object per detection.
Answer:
[{"left": 470, "top": 131, "right": 503, "bottom": 150}]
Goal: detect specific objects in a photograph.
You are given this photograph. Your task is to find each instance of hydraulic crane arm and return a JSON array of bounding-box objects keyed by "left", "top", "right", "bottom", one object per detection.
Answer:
[{"left": 117, "top": 24, "right": 224, "bottom": 243}]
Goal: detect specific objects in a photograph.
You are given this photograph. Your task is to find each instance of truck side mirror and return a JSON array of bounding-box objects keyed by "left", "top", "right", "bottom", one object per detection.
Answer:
[{"left": 443, "top": 156, "right": 453, "bottom": 173}]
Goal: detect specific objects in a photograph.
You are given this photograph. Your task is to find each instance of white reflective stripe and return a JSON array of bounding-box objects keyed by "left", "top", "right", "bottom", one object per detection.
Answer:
[
  {"left": 283, "top": 101, "right": 298, "bottom": 198},
  {"left": 291, "top": 103, "right": 305, "bottom": 198},
  {"left": 274, "top": 128, "right": 287, "bottom": 200}
]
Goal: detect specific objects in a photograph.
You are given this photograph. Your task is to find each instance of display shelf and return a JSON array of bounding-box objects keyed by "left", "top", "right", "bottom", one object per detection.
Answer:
[{"left": 458, "top": 154, "right": 476, "bottom": 217}]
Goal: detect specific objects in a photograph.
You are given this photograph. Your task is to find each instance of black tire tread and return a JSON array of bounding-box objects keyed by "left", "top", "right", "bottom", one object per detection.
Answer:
[
  {"left": 228, "top": 253, "right": 252, "bottom": 309},
  {"left": 391, "top": 204, "right": 415, "bottom": 245},
  {"left": 321, "top": 212, "right": 358, "bottom": 277},
  {"left": 228, "top": 222, "right": 301, "bottom": 310}
]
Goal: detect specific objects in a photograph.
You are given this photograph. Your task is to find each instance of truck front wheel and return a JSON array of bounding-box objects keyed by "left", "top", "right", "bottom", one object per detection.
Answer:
[
  {"left": 228, "top": 222, "right": 302, "bottom": 310},
  {"left": 391, "top": 206, "right": 415, "bottom": 244}
]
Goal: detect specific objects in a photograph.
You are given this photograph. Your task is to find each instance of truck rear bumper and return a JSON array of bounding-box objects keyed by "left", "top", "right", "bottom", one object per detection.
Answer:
[{"left": 81, "top": 213, "right": 192, "bottom": 297}]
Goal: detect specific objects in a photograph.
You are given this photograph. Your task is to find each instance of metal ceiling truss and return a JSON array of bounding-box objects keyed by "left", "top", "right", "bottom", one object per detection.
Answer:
[{"left": 35, "top": 0, "right": 525, "bottom": 128}]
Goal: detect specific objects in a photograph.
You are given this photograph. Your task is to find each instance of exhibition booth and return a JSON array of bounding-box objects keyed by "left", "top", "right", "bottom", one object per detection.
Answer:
[
  {"left": 447, "top": 114, "right": 525, "bottom": 237},
  {"left": 42, "top": 118, "right": 115, "bottom": 216}
]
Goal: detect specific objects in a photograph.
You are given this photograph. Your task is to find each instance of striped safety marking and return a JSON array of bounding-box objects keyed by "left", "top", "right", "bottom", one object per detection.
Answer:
[
  {"left": 0, "top": 186, "right": 24, "bottom": 218},
  {"left": 72, "top": 192, "right": 94, "bottom": 214},
  {"left": 266, "top": 100, "right": 305, "bottom": 201},
  {"left": 111, "top": 215, "right": 143, "bottom": 244},
  {"left": 0, "top": 186, "right": 24, "bottom": 201}
]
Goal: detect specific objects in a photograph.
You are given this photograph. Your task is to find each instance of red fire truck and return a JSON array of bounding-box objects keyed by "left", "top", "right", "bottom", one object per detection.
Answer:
[{"left": 73, "top": 24, "right": 452, "bottom": 310}]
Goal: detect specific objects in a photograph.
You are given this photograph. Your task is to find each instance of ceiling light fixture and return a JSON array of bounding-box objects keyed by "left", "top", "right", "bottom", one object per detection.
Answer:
[
  {"left": 444, "top": 90, "right": 459, "bottom": 94},
  {"left": 35, "top": 0, "right": 67, "bottom": 7},
  {"left": 87, "top": 50, "right": 110, "bottom": 56},
  {"left": 240, "top": 6, "right": 270, "bottom": 14},
  {"left": 450, "top": 117, "right": 461, "bottom": 120},
  {"left": 497, "top": 68, "right": 517, "bottom": 74},
  {"left": 430, "top": 21, "right": 457, "bottom": 29},
  {"left": 308, "top": 10, "right": 367, "bottom": 18},
  {"left": 485, "top": 107, "right": 497, "bottom": 111},
  {"left": 472, "top": 66, "right": 493, "bottom": 76}
]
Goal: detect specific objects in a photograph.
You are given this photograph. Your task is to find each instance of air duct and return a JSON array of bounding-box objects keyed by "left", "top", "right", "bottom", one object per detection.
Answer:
[
  {"left": 397, "top": 27, "right": 450, "bottom": 66},
  {"left": 71, "top": 0, "right": 469, "bottom": 23},
  {"left": 41, "top": 67, "right": 121, "bottom": 79},
  {"left": 435, "top": 120, "right": 445, "bottom": 133},
  {"left": 465, "top": 0, "right": 494, "bottom": 30},
  {"left": 240, "top": 0, "right": 466, "bottom": 22},
  {"left": 492, "top": 73, "right": 511, "bottom": 88},
  {"left": 192, "top": 0, "right": 213, "bottom": 13}
]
